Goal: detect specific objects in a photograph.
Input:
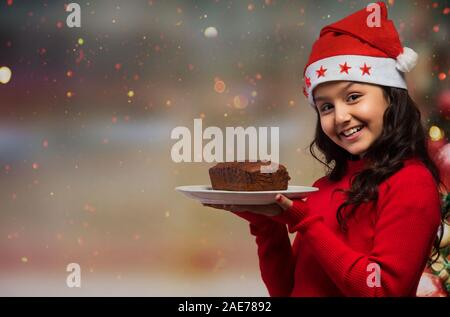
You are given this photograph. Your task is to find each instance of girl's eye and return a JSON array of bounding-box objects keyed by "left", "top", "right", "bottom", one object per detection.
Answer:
[
  {"left": 320, "top": 103, "right": 332, "bottom": 112},
  {"left": 347, "top": 94, "right": 361, "bottom": 102}
]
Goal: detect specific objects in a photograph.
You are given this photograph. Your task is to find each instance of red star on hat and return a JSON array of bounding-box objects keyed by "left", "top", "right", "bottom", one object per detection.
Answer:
[
  {"left": 360, "top": 63, "right": 371, "bottom": 76},
  {"left": 305, "top": 76, "right": 311, "bottom": 88},
  {"left": 316, "top": 66, "right": 327, "bottom": 78},
  {"left": 339, "top": 62, "right": 351, "bottom": 74}
]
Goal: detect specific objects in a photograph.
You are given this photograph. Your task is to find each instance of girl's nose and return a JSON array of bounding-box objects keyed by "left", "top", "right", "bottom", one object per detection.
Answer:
[{"left": 334, "top": 104, "right": 352, "bottom": 125}]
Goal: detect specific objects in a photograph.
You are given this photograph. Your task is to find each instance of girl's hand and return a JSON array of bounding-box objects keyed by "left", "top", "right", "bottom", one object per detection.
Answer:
[{"left": 202, "top": 194, "right": 293, "bottom": 217}]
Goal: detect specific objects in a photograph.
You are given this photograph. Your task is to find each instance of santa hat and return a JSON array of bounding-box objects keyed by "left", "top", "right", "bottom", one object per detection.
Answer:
[{"left": 303, "top": 1, "right": 418, "bottom": 107}]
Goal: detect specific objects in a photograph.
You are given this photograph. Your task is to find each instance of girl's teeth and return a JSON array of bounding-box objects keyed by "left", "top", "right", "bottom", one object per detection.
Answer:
[{"left": 343, "top": 126, "right": 362, "bottom": 136}]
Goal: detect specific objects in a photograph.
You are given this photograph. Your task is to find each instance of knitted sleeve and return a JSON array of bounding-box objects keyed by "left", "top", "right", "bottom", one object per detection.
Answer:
[{"left": 272, "top": 165, "right": 442, "bottom": 296}]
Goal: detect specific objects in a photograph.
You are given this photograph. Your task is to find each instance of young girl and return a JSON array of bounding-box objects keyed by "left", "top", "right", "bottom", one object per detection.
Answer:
[{"left": 204, "top": 2, "right": 446, "bottom": 296}]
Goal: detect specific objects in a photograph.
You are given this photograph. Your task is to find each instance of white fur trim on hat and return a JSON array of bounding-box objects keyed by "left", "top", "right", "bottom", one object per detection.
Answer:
[
  {"left": 395, "top": 47, "right": 418, "bottom": 73},
  {"left": 303, "top": 55, "right": 408, "bottom": 107}
]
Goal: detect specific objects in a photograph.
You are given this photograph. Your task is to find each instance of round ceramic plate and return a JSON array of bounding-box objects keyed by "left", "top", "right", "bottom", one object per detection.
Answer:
[{"left": 175, "top": 185, "right": 319, "bottom": 205}]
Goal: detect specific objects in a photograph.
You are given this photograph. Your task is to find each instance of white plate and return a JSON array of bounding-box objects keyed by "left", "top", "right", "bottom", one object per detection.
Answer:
[{"left": 175, "top": 185, "right": 319, "bottom": 205}]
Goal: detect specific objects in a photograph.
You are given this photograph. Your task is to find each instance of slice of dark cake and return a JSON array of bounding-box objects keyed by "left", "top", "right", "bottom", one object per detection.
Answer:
[{"left": 209, "top": 161, "right": 290, "bottom": 191}]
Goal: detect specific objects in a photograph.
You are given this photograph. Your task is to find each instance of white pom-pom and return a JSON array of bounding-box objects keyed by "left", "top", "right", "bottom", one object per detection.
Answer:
[{"left": 395, "top": 47, "right": 418, "bottom": 72}]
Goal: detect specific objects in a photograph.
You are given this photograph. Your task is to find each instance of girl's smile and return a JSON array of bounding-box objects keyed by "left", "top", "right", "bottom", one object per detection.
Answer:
[
  {"left": 313, "top": 81, "right": 390, "bottom": 157},
  {"left": 340, "top": 125, "right": 365, "bottom": 141}
]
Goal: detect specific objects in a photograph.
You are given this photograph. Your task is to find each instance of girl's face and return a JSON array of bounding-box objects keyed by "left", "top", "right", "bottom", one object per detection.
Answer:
[{"left": 313, "top": 81, "right": 389, "bottom": 157}]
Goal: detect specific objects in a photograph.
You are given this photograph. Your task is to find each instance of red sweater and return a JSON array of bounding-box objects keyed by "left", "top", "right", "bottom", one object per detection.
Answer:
[{"left": 235, "top": 157, "right": 441, "bottom": 297}]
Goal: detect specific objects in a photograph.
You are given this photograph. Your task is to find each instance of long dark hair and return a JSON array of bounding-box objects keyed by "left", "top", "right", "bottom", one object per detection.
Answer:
[{"left": 308, "top": 85, "right": 447, "bottom": 262}]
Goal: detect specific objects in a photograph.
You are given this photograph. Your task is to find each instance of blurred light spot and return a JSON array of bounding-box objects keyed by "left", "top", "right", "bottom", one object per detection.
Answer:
[
  {"left": 8, "top": 232, "right": 19, "bottom": 240},
  {"left": 127, "top": 90, "right": 134, "bottom": 98},
  {"left": 21, "top": 257, "right": 28, "bottom": 263},
  {"left": 233, "top": 95, "right": 249, "bottom": 109},
  {"left": 84, "top": 203, "right": 96, "bottom": 213},
  {"left": 78, "top": 38, "right": 84, "bottom": 45},
  {"left": 204, "top": 26, "right": 218, "bottom": 38},
  {"left": 429, "top": 125, "right": 444, "bottom": 141},
  {"left": 0, "top": 66, "right": 12, "bottom": 84},
  {"left": 32, "top": 162, "right": 39, "bottom": 170},
  {"left": 214, "top": 80, "right": 226, "bottom": 93},
  {"left": 438, "top": 72, "right": 446, "bottom": 80}
]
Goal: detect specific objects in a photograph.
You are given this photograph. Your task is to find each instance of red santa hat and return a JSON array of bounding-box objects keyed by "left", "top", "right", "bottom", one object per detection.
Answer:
[{"left": 303, "top": 1, "right": 418, "bottom": 107}]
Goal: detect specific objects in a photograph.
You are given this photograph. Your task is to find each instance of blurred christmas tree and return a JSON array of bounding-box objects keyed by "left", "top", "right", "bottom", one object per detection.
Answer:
[
  {"left": 418, "top": 4, "right": 449, "bottom": 292},
  {"left": 414, "top": 1, "right": 449, "bottom": 296}
]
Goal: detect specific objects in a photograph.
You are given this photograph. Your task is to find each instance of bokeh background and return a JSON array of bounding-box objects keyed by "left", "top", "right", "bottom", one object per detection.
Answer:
[{"left": 0, "top": 0, "right": 448, "bottom": 296}]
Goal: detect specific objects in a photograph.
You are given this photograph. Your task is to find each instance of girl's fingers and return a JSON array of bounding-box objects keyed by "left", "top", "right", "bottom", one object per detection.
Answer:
[{"left": 275, "top": 194, "right": 293, "bottom": 211}]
